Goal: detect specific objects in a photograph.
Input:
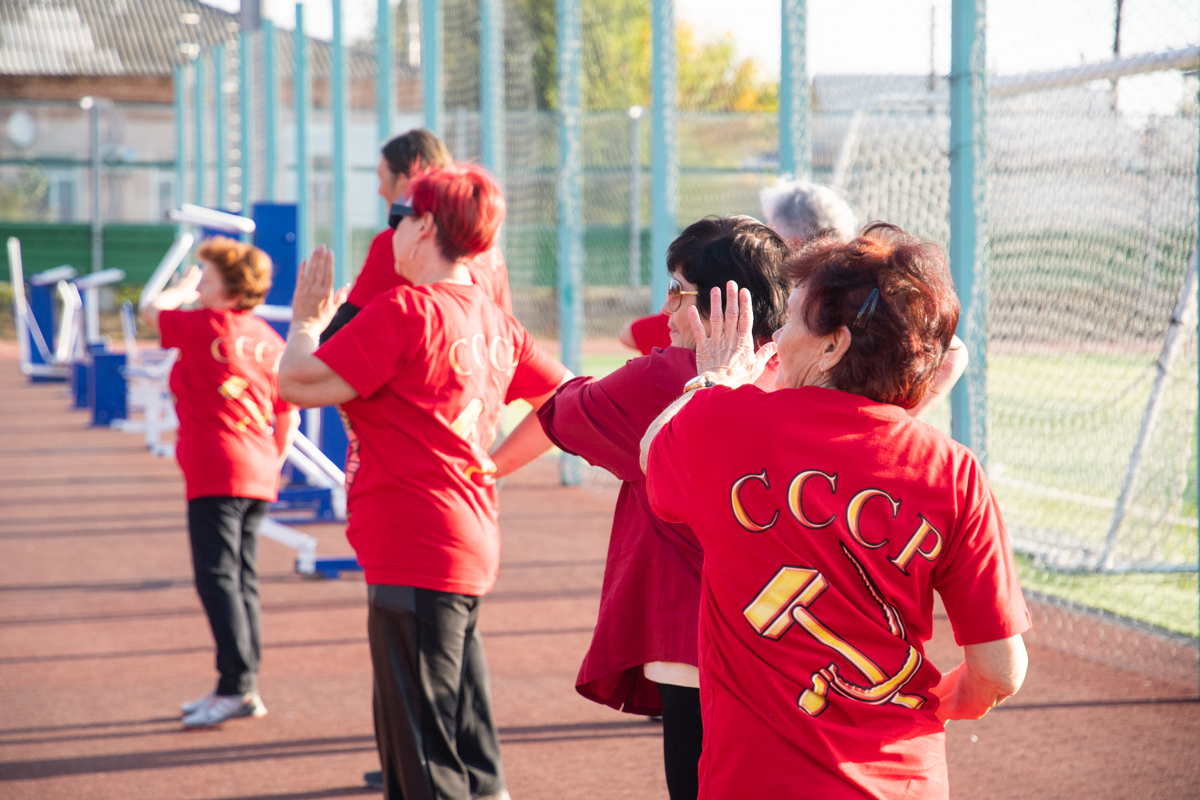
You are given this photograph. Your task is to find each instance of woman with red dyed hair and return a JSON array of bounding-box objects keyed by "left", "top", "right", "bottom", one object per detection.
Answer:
[
  {"left": 278, "top": 164, "right": 569, "bottom": 800},
  {"left": 641, "top": 223, "right": 1030, "bottom": 799}
]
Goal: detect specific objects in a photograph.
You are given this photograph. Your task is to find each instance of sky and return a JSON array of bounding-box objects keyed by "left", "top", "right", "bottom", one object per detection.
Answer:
[{"left": 200, "top": 0, "right": 1198, "bottom": 82}]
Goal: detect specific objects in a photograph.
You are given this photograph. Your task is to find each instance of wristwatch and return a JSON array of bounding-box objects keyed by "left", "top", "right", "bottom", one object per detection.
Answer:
[{"left": 682, "top": 374, "right": 718, "bottom": 394}]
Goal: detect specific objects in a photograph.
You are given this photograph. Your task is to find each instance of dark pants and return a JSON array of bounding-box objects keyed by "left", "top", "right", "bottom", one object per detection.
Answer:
[
  {"left": 187, "top": 496, "right": 267, "bottom": 696},
  {"left": 658, "top": 683, "right": 703, "bottom": 800},
  {"left": 367, "top": 584, "right": 505, "bottom": 800}
]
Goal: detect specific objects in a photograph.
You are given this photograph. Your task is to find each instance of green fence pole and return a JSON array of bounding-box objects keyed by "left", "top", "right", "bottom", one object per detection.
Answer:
[
  {"left": 422, "top": 0, "right": 443, "bottom": 134},
  {"left": 239, "top": 30, "right": 252, "bottom": 214},
  {"left": 780, "top": 0, "right": 810, "bottom": 179},
  {"left": 295, "top": 3, "right": 309, "bottom": 261},
  {"left": 377, "top": 0, "right": 393, "bottom": 229},
  {"left": 214, "top": 44, "right": 227, "bottom": 209},
  {"left": 174, "top": 64, "right": 185, "bottom": 212},
  {"left": 557, "top": 0, "right": 583, "bottom": 486},
  {"left": 948, "top": 0, "right": 987, "bottom": 463},
  {"left": 650, "top": 0, "right": 677, "bottom": 314},
  {"left": 263, "top": 20, "right": 277, "bottom": 201},
  {"left": 332, "top": 0, "right": 347, "bottom": 286},
  {"left": 194, "top": 52, "right": 205, "bottom": 205},
  {"left": 481, "top": 0, "right": 504, "bottom": 183}
]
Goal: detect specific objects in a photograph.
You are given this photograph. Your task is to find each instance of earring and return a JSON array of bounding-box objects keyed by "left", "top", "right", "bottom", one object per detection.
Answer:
[{"left": 409, "top": 242, "right": 419, "bottom": 260}]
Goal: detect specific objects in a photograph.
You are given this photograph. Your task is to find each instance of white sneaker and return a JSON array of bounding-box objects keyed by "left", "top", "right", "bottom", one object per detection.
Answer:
[
  {"left": 180, "top": 691, "right": 216, "bottom": 717},
  {"left": 182, "top": 692, "right": 267, "bottom": 728}
]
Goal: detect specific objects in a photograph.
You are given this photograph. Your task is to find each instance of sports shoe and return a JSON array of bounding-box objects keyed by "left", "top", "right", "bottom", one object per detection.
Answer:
[
  {"left": 180, "top": 691, "right": 216, "bottom": 717},
  {"left": 363, "top": 770, "right": 383, "bottom": 791},
  {"left": 182, "top": 692, "right": 267, "bottom": 728}
]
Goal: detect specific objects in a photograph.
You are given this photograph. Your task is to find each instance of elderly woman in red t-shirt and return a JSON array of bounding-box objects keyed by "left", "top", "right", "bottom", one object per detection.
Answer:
[
  {"left": 278, "top": 164, "right": 567, "bottom": 800},
  {"left": 141, "top": 237, "right": 299, "bottom": 728},
  {"left": 641, "top": 223, "right": 1030, "bottom": 799}
]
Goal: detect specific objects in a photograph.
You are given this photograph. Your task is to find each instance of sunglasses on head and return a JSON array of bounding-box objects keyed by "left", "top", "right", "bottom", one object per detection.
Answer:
[
  {"left": 388, "top": 202, "right": 415, "bottom": 230},
  {"left": 667, "top": 278, "right": 699, "bottom": 312}
]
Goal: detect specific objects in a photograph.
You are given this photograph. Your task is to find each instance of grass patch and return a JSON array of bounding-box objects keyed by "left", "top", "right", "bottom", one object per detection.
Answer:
[{"left": 1015, "top": 553, "right": 1198, "bottom": 638}]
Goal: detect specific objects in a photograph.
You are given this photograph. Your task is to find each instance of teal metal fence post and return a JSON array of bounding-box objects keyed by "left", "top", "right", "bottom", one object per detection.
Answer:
[
  {"left": 294, "top": 4, "right": 309, "bottom": 262},
  {"left": 239, "top": 30, "right": 252, "bottom": 214},
  {"left": 263, "top": 20, "right": 277, "bottom": 201},
  {"left": 557, "top": 0, "right": 583, "bottom": 486},
  {"left": 214, "top": 44, "right": 226, "bottom": 209},
  {"left": 174, "top": 64, "right": 186, "bottom": 212},
  {"left": 422, "top": 0, "right": 443, "bottom": 134},
  {"left": 948, "top": 0, "right": 987, "bottom": 462},
  {"left": 779, "top": 0, "right": 810, "bottom": 179},
  {"left": 650, "top": 0, "right": 677, "bottom": 313},
  {"left": 194, "top": 53, "right": 205, "bottom": 205},
  {"left": 377, "top": 0, "right": 393, "bottom": 228},
  {"left": 481, "top": 0, "right": 504, "bottom": 183},
  {"left": 332, "top": 0, "right": 348, "bottom": 286}
]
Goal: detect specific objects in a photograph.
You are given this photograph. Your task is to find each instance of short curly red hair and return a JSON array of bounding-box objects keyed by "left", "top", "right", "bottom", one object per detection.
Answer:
[
  {"left": 408, "top": 163, "right": 506, "bottom": 261},
  {"left": 196, "top": 236, "right": 272, "bottom": 310},
  {"left": 784, "top": 222, "right": 960, "bottom": 409}
]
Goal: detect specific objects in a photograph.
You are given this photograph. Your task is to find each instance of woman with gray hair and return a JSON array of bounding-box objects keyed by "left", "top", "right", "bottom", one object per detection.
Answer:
[{"left": 760, "top": 179, "right": 860, "bottom": 243}]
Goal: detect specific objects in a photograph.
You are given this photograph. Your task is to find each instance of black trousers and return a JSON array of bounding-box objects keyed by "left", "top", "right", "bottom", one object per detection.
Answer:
[
  {"left": 367, "top": 584, "right": 505, "bottom": 800},
  {"left": 658, "top": 683, "right": 703, "bottom": 800},
  {"left": 187, "top": 496, "right": 267, "bottom": 696}
]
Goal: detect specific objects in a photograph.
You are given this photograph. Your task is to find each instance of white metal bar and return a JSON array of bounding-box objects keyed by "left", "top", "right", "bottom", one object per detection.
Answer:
[
  {"left": 139, "top": 233, "right": 195, "bottom": 310},
  {"left": 990, "top": 46, "right": 1200, "bottom": 98}
]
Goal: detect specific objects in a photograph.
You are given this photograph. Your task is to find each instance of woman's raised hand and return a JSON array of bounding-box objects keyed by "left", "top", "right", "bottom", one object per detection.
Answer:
[
  {"left": 292, "top": 245, "right": 349, "bottom": 331},
  {"left": 689, "top": 281, "right": 776, "bottom": 388}
]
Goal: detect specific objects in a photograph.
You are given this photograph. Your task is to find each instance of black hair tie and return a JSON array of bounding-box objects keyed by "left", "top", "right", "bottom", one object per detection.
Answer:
[{"left": 852, "top": 288, "right": 880, "bottom": 335}]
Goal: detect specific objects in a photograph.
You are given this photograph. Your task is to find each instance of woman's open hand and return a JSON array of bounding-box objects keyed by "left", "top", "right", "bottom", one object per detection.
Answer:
[
  {"left": 172, "top": 264, "right": 202, "bottom": 305},
  {"left": 292, "top": 245, "right": 349, "bottom": 331},
  {"left": 689, "top": 281, "right": 776, "bottom": 389}
]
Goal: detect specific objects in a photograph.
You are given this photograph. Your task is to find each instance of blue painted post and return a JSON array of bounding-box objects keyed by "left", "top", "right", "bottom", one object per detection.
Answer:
[
  {"left": 294, "top": 4, "right": 309, "bottom": 262},
  {"left": 263, "top": 20, "right": 277, "bottom": 201},
  {"left": 194, "top": 53, "right": 205, "bottom": 205},
  {"left": 779, "top": 0, "right": 810, "bottom": 179},
  {"left": 214, "top": 44, "right": 227, "bottom": 209},
  {"left": 480, "top": 0, "right": 504, "bottom": 183},
  {"left": 948, "top": 0, "right": 986, "bottom": 461},
  {"left": 377, "top": 0, "right": 393, "bottom": 228},
  {"left": 239, "top": 31, "right": 253, "bottom": 214},
  {"left": 650, "top": 0, "right": 677, "bottom": 313},
  {"left": 422, "top": 0, "right": 443, "bottom": 134},
  {"left": 174, "top": 64, "right": 185, "bottom": 212},
  {"left": 332, "top": 0, "right": 347, "bottom": 286},
  {"left": 557, "top": 0, "right": 583, "bottom": 486}
]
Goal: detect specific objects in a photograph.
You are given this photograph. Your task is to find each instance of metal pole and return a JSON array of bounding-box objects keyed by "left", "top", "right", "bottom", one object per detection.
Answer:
[
  {"left": 557, "top": 0, "right": 583, "bottom": 486},
  {"left": 263, "top": 20, "right": 277, "bottom": 201},
  {"left": 295, "top": 4, "right": 309, "bottom": 261},
  {"left": 377, "top": 0, "right": 393, "bottom": 228},
  {"left": 215, "top": 44, "right": 227, "bottom": 209},
  {"left": 86, "top": 97, "right": 103, "bottom": 344},
  {"left": 239, "top": 30, "right": 253, "bottom": 214},
  {"left": 332, "top": 0, "right": 348, "bottom": 286},
  {"left": 780, "top": 0, "right": 810, "bottom": 179},
  {"left": 481, "top": 0, "right": 504, "bottom": 183},
  {"left": 194, "top": 53, "right": 205, "bottom": 205},
  {"left": 650, "top": 0, "right": 677, "bottom": 313},
  {"left": 1195, "top": 9, "right": 1199, "bottom": 677},
  {"left": 174, "top": 64, "right": 185, "bottom": 214},
  {"left": 629, "top": 105, "right": 643, "bottom": 288},
  {"left": 948, "top": 0, "right": 987, "bottom": 462},
  {"left": 422, "top": 0, "right": 443, "bottom": 134}
]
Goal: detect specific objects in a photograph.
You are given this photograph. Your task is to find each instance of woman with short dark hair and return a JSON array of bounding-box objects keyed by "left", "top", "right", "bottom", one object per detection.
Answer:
[{"left": 641, "top": 223, "right": 1029, "bottom": 799}]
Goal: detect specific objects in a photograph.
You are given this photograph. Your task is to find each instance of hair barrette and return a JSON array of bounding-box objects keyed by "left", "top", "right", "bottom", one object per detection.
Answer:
[{"left": 852, "top": 288, "right": 880, "bottom": 335}]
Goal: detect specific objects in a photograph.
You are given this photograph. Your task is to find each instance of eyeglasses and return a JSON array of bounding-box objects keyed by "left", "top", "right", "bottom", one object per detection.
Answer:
[
  {"left": 388, "top": 202, "right": 415, "bottom": 230},
  {"left": 667, "top": 278, "right": 699, "bottom": 312}
]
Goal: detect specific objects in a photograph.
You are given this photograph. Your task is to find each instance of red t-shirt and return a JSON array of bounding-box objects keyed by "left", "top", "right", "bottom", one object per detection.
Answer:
[
  {"left": 539, "top": 346, "right": 779, "bottom": 715},
  {"left": 315, "top": 282, "right": 566, "bottom": 594},
  {"left": 646, "top": 386, "right": 1031, "bottom": 800},
  {"left": 347, "top": 228, "right": 513, "bottom": 314},
  {"left": 160, "top": 308, "right": 294, "bottom": 502},
  {"left": 629, "top": 313, "right": 672, "bottom": 355}
]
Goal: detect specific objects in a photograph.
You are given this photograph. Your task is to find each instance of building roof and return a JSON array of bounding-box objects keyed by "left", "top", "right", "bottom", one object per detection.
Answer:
[{"left": 0, "top": 0, "right": 380, "bottom": 80}]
